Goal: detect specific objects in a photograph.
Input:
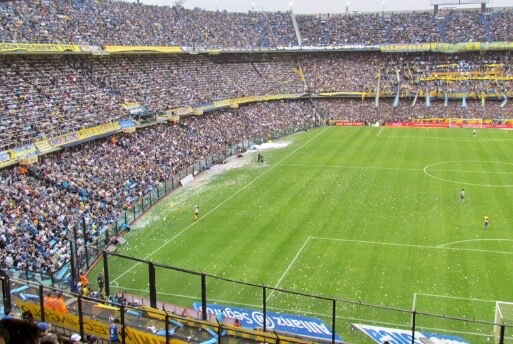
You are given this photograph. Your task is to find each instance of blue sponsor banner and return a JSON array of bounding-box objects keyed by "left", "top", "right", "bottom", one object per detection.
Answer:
[
  {"left": 192, "top": 302, "right": 343, "bottom": 342},
  {"left": 192, "top": 101, "right": 214, "bottom": 109},
  {"left": 353, "top": 323, "right": 470, "bottom": 344},
  {"left": 119, "top": 119, "right": 136, "bottom": 129},
  {"left": 48, "top": 132, "right": 80, "bottom": 147},
  {"left": 0, "top": 151, "right": 11, "bottom": 163}
]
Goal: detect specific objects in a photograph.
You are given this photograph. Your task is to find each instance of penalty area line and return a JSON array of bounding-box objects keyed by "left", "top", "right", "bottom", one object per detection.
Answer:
[
  {"left": 413, "top": 292, "right": 496, "bottom": 304},
  {"left": 267, "top": 237, "right": 312, "bottom": 301}
]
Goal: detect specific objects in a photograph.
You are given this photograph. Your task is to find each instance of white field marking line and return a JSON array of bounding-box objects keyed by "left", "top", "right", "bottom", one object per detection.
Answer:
[
  {"left": 429, "top": 168, "right": 513, "bottom": 176},
  {"left": 112, "top": 127, "right": 331, "bottom": 283},
  {"left": 423, "top": 161, "right": 513, "bottom": 188},
  {"left": 379, "top": 135, "right": 513, "bottom": 142},
  {"left": 265, "top": 237, "right": 513, "bottom": 302},
  {"left": 414, "top": 292, "right": 497, "bottom": 303},
  {"left": 437, "top": 238, "right": 513, "bottom": 248},
  {"left": 311, "top": 237, "right": 513, "bottom": 255},
  {"left": 278, "top": 163, "right": 420, "bottom": 172},
  {"left": 267, "top": 237, "right": 312, "bottom": 301},
  {"left": 377, "top": 127, "right": 384, "bottom": 137}
]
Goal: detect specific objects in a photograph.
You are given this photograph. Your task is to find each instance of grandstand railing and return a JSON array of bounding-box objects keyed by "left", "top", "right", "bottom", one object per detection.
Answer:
[
  {"left": 5, "top": 254, "right": 510, "bottom": 344},
  {"left": 3, "top": 275, "right": 320, "bottom": 344},
  {"left": 90, "top": 250, "right": 513, "bottom": 343}
]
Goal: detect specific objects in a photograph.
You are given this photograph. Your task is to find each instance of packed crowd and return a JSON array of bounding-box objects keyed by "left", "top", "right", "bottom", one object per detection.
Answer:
[
  {"left": 0, "top": 0, "right": 296, "bottom": 47},
  {"left": 0, "top": 54, "right": 305, "bottom": 149},
  {"left": 2, "top": 51, "right": 513, "bottom": 150},
  {"left": 0, "top": 100, "right": 315, "bottom": 273},
  {"left": 1, "top": 0, "right": 513, "bottom": 47},
  {"left": 300, "top": 51, "right": 513, "bottom": 97},
  {"left": 316, "top": 97, "right": 513, "bottom": 123},
  {"left": 297, "top": 11, "right": 440, "bottom": 46}
]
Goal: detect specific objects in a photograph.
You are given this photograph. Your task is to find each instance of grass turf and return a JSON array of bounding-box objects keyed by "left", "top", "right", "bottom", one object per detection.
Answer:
[{"left": 98, "top": 126, "right": 513, "bottom": 343}]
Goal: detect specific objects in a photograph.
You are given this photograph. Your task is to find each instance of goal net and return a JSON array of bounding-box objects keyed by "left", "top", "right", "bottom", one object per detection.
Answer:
[
  {"left": 448, "top": 118, "right": 483, "bottom": 128},
  {"left": 495, "top": 301, "right": 513, "bottom": 343}
]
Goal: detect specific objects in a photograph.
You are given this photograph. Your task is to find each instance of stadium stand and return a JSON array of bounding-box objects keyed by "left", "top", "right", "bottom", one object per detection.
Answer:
[
  {"left": 0, "top": 100, "right": 315, "bottom": 274},
  {"left": 1, "top": 3, "right": 513, "bottom": 340},
  {"left": 1, "top": 1, "right": 513, "bottom": 46},
  {"left": 0, "top": 54, "right": 305, "bottom": 149}
]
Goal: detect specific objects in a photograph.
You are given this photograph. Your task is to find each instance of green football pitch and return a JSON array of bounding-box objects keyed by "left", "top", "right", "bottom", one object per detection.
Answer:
[{"left": 99, "top": 126, "right": 513, "bottom": 343}]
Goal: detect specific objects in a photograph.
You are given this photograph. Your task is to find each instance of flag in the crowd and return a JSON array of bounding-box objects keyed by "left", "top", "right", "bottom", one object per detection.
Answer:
[
  {"left": 501, "top": 92, "right": 508, "bottom": 107},
  {"left": 461, "top": 93, "right": 467, "bottom": 108},
  {"left": 412, "top": 91, "right": 419, "bottom": 107},
  {"left": 425, "top": 88, "right": 431, "bottom": 107},
  {"left": 375, "top": 71, "right": 381, "bottom": 108},
  {"left": 481, "top": 92, "right": 485, "bottom": 108},
  {"left": 444, "top": 92, "right": 448, "bottom": 107}
]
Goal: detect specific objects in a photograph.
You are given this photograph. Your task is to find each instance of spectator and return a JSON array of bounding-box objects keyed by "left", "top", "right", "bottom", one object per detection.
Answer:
[
  {"left": 41, "top": 333, "right": 64, "bottom": 344},
  {"left": 37, "top": 322, "right": 51, "bottom": 338},
  {"left": 0, "top": 318, "right": 39, "bottom": 344},
  {"left": 70, "top": 334, "right": 82, "bottom": 344}
]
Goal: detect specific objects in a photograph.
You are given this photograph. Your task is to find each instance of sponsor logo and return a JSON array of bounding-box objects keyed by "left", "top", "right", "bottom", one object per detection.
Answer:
[
  {"left": 353, "top": 323, "right": 470, "bottom": 344},
  {"left": 193, "top": 302, "right": 343, "bottom": 342}
]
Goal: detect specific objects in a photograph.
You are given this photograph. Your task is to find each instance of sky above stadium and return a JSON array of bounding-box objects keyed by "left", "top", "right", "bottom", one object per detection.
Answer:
[{"left": 126, "top": 0, "right": 511, "bottom": 14}]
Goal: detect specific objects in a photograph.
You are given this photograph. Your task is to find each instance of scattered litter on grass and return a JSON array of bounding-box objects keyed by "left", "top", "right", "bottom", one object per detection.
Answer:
[{"left": 132, "top": 140, "right": 291, "bottom": 230}]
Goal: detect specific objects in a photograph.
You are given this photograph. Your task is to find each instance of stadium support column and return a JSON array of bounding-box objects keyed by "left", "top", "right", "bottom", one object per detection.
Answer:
[
  {"left": 39, "top": 286, "right": 45, "bottom": 322},
  {"left": 148, "top": 263, "right": 157, "bottom": 308},
  {"left": 332, "top": 299, "right": 336, "bottom": 344},
  {"left": 72, "top": 223, "right": 79, "bottom": 280},
  {"left": 0, "top": 271, "right": 12, "bottom": 316},
  {"left": 69, "top": 239, "right": 77, "bottom": 284},
  {"left": 411, "top": 310, "right": 417, "bottom": 344},
  {"left": 82, "top": 217, "right": 90, "bottom": 269},
  {"left": 262, "top": 286, "right": 267, "bottom": 332},
  {"left": 77, "top": 294, "right": 85, "bottom": 340},
  {"left": 103, "top": 251, "right": 110, "bottom": 297},
  {"left": 434, "top": 4, "right": 438, "bottom": 16},
  {"left": 120, "top": 304, "right": 126, "bottom": 344},
  {"left": 290, "top": 12, "right": 302, "bottom": 46},
  {"left": 481, "top": 2, "right": 486, "bottom": 13},
  {"left": 201, "top": 274, "right": 207, "bottom": 320}
]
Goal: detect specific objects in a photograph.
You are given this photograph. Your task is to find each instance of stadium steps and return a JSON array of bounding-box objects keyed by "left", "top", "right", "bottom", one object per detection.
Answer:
[
  {"left": 484, "top": 18, "right": 492, "bottom": 42},
  {"left": 54, "top": 265, "right": 71, "bottom": 285},
  {"left": 437, "top": 22, "right": 447, "bottom": 42},
  {"left": 290, "top": 12, "right": 302, "bottom": 46},
  {"left": 322, "top": 24, "right": 330, "bottom": 45},
  {"left": 386, "top": 26, "right": 392, "bottom": 44}
]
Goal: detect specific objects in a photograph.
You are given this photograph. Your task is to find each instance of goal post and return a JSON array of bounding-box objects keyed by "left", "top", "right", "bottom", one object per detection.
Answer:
[
  {"left": 447, "top": 118, "right": 483, "bottom": 128},
  {"left": 495, "top": 301, "right": 513, "bottom": 343}
]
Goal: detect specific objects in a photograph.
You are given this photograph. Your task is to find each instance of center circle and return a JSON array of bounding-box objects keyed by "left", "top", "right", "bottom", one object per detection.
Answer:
[{"left": 423, "top": 161, "right": 513, "bottom": 187}]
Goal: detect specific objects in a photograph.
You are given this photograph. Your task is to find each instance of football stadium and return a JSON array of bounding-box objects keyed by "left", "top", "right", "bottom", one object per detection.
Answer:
[{"left": 2, "top": 0, "right": 513, "bottom": 343}]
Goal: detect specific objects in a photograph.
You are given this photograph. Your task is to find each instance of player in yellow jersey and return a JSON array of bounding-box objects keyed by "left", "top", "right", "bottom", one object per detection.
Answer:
[{"left": 484, "top": 215, "right": 489, "bottom": 230}]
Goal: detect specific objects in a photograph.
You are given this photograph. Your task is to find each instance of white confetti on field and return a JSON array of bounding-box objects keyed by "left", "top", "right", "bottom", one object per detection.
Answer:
[{"left": 132, "top": 141, "right": 291, "bottom": 230}]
